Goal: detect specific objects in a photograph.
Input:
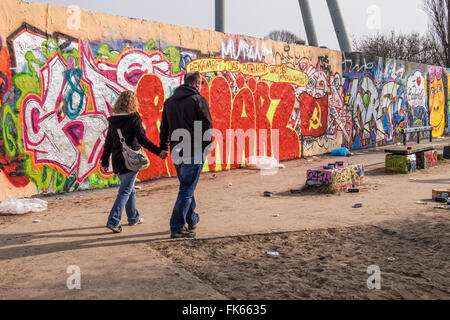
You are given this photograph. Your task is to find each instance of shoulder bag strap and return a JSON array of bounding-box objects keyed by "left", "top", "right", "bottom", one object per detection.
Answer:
[{"left": 117, "top": 128, "right": 127, "bottom": 147}]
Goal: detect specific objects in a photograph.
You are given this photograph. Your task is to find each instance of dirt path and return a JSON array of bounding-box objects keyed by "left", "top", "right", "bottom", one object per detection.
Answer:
[{"left": 0, "top": 146, "right": 449, "bottom": 299}]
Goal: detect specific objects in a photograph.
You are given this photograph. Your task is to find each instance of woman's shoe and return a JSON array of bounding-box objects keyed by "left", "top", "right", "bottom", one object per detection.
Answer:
[
  {"left": 107, "top": 225, "right": 123, "bottom": 233},
  {"left": 129, "top": 218, "right": 144, "bottom": 226}
]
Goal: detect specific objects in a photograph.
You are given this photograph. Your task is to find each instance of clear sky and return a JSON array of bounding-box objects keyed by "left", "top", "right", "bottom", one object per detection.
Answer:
[{"left": 23, "top": 0, "right": 429, "bottom": 51}]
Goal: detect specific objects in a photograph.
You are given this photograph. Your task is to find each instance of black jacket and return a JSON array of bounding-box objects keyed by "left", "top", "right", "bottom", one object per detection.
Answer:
[
  {"left": 101, "top": 112, "right": 160, "bottom": 175},
  {"left": 160, "top": 84, "right": 213, "bottom": 159}
]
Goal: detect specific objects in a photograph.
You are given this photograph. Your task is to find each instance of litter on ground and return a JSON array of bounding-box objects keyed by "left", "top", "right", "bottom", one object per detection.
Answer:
[
  {"left": 267, "top": 252, "right": 280, "bottom": 257},
  {"left": 0, "top": 197, "right": 48, "bottom": 215}
]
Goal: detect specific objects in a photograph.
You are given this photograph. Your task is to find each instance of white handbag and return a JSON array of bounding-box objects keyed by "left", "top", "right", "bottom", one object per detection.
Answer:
[{"left": 117, "top": 128, "right": 150, "bottom": 172}]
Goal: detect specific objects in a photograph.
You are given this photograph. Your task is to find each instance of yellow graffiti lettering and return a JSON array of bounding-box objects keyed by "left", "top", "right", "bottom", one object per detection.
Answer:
[
  {"left": 225, "top": 60, "right": 241, "bottom": 73},
  {"left": 240, "top": 62, "right": 269, "bottom": 77},
  {"left": 186, "top": 58, "right": 225, "bottom": 73},
  {"left": 264, "top": 65, "right": 309, "bottom": 87},
  {"left": 187, "top": 58, "right": 308, "bottom": 86}
]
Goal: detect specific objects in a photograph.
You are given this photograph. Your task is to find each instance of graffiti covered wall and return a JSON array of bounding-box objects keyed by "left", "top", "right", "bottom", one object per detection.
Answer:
[
  {"left": 343, "top": 52, "right": 450, "bottom": 150},
  {"left": 0, "top": 0, "right": 448, "bottom": 200},
  {"left": 0, "top": 0, "right": 345, "bottom": 200}
]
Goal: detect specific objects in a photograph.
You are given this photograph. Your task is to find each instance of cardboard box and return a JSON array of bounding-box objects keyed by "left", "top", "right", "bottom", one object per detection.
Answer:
[{"left": 432, "top": 189, "right": 450, "bottom": 200}]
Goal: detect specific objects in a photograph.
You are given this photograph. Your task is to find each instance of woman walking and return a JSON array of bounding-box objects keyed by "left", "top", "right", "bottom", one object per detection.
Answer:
[{"left": 101, "top": 91, "right": 163, "bottom": 233}]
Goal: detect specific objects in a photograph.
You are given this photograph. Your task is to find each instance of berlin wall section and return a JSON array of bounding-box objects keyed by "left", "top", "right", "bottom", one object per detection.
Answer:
[{"left": 0, "top": 0, "right": 447, "bottom": 200}]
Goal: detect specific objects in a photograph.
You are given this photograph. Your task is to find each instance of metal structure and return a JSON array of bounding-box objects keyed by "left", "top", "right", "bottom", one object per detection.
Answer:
[
  {"left": 215, "top": 0, "right": 225, "bottom": 33},
  {"left": 447, "top": 0, "right": 450, "bottom": 67},
  {"left": 298, "top": 0, "right": 318, "bottom": 47},
  {"left": 326, "top": 0, "right": 352, "bottom": 52}
]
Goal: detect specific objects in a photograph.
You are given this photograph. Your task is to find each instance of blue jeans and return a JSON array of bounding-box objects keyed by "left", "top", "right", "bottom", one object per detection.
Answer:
[
  {"left": 107, "top": 171, "right": 140, "bottom": 227},
  {"left": 170, "top": 162, "right": 203, "bottom": 233}
]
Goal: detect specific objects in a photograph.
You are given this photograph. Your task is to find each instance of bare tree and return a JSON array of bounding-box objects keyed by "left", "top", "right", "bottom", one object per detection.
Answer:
[
  {"left": 423, "top": 0, "right": 449, "bottom": 67},
  {"left": 265, "top": 30, "right": 305, "bottom": 44},
  {"left": 353, "top": 31, "right": 442, "bottom": 65}
]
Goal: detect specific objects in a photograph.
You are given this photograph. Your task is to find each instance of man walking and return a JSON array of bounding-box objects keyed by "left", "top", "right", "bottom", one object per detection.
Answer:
[{"left": 160, "top": 72, "right": 213, "bottom": 239}]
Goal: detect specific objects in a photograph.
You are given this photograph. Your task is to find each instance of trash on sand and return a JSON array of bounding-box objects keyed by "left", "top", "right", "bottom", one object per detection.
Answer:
[
  {"left": 387, "top": 257, "right": 396, "bottom": 262},
  {"left": 264, "top": 191, "right": 274, "bottom": 197},
  {"left": 0, "top": 197, "right": 48, "bottom": 215},
  {"left": 435, "top": 197, "right": 448, "bottom": 203},
  {"left": 228, "top": 182, "right": 233, "bottom": 187},
  {"left": 416, "top": 201, "right": 428, "bottom": 205},
  {"left": 33, "top": 220, "right": 41, "bottom": 224},
  {"left": 348, "top": 188, "right": 360, "bottom": 193},
  {"left": 290, "top": 189, "right": 303, "bottom": 194},
  {"left": 247, "top": 156, "right": 285, "bottom": 171},
  {"left": 434, "top": 205, "right": 450, "bottom": 210},
  {"left": 332, "top": 147, "right": 351, "bottom": 157},
  {"left": 272, "top": 214, "right": 280, "bottom": 217},
  {"left": 267, "top": 252, "right": 280, "bottom": 257},
  {"left": 352, "top": 203, "right": 363, "bottom": 208},
  {"left": 134, "top": 186, "right": 142, "bottom": 190},
  {"left": 432, "top": 189, "right": 450, "bottom": 200},
  {"left": 212, "top": 174, "right": 217, "bottom": 179}
]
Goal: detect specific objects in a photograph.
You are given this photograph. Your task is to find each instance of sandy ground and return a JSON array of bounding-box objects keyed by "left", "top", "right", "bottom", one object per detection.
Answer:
[{"left": 0, "top": 143, "right": 449, "bottom": 300}]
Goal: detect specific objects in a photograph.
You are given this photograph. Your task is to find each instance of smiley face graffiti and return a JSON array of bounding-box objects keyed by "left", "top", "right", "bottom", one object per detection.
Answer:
[{"left": 427, "top": 66, "right": 447, "bottom": 137}]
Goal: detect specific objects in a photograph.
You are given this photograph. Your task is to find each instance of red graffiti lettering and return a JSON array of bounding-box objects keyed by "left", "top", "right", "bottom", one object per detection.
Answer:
[
  {"left": 270, "top": 82, "right": 299, "bottom": 159},
  {"left": 254, "top": 81, "right": 272, "bottom": 157},
  {"left": 230, "top": 87, "right": 256, "bottom": 167},
  {"left": 136, "top": 74, "right": 176, "bottom": 180},
  {"left": 208, "top": 76, "right": 232, "bottom": 171}
]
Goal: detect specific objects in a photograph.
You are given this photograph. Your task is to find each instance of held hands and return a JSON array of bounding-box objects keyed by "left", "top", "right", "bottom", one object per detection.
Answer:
[{"left": 159, "top": 150, "right": 169, "bottom": 160}]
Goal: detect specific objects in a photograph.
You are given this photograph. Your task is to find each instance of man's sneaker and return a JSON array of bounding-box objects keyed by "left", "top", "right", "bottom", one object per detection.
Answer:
[
  {"left": 129, "top": 218, "right": 144, "bottom": 226},
  {"left": 171, "top": 228, "right": 196, "bottom": 239},
  {"left": 187, "top": 214, "right": 200, "bottom": 231},
  {"left": 106, "top": 225, "right": 123, "bottom": 233}
]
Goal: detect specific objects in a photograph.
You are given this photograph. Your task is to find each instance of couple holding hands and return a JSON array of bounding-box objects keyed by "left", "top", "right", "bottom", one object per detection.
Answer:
[{"left": 100, "top": 72, "right": 213, "bottom": 239}]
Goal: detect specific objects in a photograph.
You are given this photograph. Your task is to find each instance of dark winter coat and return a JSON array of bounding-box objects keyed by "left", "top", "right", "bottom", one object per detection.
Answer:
[
  {"left": 159, "top": 84, "right": 213, "bottom": 159},
  {"left": 101, "top": 112, "right": 160, "bottom": 175}
]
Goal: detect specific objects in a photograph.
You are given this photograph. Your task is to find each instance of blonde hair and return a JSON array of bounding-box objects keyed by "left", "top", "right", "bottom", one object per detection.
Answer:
[{"left": 113, "top": 91, "right": 139, "bottom": 114}]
